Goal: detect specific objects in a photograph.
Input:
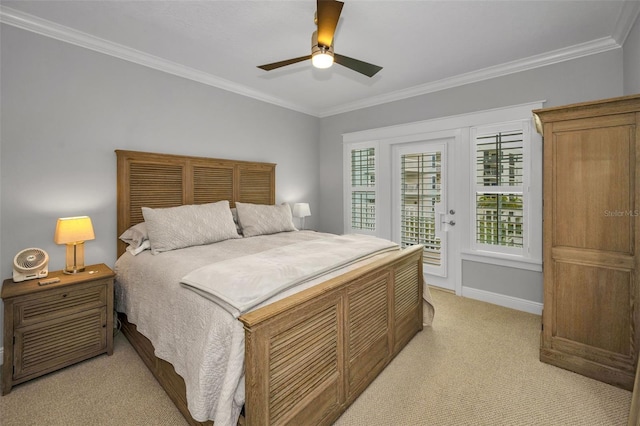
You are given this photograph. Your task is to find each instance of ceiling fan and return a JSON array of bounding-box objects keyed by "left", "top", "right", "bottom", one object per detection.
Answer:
[{"left": 257, "top": 0, "right": 383, "bottom": 78}]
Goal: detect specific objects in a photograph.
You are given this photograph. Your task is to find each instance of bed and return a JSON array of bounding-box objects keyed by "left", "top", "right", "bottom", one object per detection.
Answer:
[{"left": 114, "top": 150, "right": 431, "bottom": 425}]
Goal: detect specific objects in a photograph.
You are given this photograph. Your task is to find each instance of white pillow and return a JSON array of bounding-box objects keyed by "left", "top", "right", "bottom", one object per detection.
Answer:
[
  {"left": 142, "top": 201, "right": 240, "bottom": 254},
  {"left": 119, "top": 222, "right": 149, "bottom": 249},
  {"left": 235, "top": 202, "right": 297, "bottom": 237}
]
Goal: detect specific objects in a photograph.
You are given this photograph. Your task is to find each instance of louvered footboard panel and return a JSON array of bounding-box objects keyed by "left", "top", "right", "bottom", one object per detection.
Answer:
[
  {"left": 346, "top": 272, "right": 390, "bottom": 398},
  {"left": 268, "top": 305, "right": 340, "bottom": 424},
  {"left": 244, "top": 293, "right": 344, "bottom": 426},
  {"left": 394, "top": 258, "right": 423, "bottom": 353}
]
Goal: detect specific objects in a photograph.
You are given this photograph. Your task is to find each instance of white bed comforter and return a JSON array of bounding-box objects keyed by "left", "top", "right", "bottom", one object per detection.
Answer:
[
  {"left": 115, "top": 231, "right": 435, "bottom": 426},
  {"left": 181, "top": 234, "right": 399, "bottom": 317}
]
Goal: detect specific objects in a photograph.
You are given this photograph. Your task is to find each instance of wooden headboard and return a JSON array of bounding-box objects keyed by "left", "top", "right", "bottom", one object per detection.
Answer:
[{"left": 116, "top": 150, "right": 276, "bottom": 257}]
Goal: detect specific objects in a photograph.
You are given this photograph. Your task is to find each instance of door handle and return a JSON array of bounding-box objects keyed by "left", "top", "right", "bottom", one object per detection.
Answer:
[{"left": 442, "top": 220, "right": 456, "bottom": 226}]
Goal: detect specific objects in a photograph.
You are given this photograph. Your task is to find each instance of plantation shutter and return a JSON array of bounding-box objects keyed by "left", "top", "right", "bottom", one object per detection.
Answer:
[
  {"left": 474, "top": 127, "right": 525, "bottom": 250},
  {"left": 348, "top": 145, "right": 377, "bottom": 234}
]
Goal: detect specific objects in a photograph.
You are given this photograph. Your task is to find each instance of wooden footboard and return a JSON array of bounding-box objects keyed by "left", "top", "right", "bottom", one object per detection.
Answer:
[{"left": 240, "top": 245, "right": 424, "bottom": 425}]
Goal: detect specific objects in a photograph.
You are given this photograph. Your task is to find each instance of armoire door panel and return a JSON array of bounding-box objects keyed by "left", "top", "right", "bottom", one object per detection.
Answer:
[
  {"left": 553, "top": 126, "right": 633, "bottom": 253},
  {"left": 549, "top": 337, "right": 635, "bottom": 375},
  {"left": 553, "top": 261, "right": 631, "bottom": 356}
]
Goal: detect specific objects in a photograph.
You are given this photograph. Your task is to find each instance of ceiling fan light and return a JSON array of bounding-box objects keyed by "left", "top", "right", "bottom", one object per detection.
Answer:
[{"left": 312, "top": 51, "right": 334, "bottom": 69}]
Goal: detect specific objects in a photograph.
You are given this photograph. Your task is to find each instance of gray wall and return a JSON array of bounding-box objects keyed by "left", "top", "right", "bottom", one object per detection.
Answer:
[
  {"left": 0, "top": 25, "right": 320, "bottom": 339},
  {"left": 624, "top": 11, "right": 640, "bottom": 95},
  {"left": 318, "top": 48, "right": 624, "bottom": 304},
  {"left": 462, "top": 261, "right": 542, "bottom": 302}
]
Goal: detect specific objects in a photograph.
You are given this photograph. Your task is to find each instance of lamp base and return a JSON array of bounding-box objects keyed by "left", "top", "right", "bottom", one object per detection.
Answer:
[
  {"left": 63, "top": 266, "right": 86, "bottom": 274},
  {"left": 64, "top": 242, "right": 86, "bottom": 274}
]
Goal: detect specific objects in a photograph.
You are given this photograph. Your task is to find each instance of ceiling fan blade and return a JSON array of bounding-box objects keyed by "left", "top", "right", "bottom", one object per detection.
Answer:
[
  {"left": 317, "top": 0, "right": 343, "bottom": 47},
  {"left": 334, "top": 53, "right": 383, "bottom": 77},
  {"left": 257, "top": 55, "right": 312, "bottom": 71}
]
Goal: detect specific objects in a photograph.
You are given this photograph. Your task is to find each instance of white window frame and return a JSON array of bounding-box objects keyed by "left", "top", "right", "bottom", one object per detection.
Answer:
[
  {"left": 343, "top": 101, "right": 543, "bottom": 277},
  {"left": 471, "top": 120, "right": 531, "bottom": 257},
  {"left": 343, "top": 141, "right": 379, "bottom": 235}
]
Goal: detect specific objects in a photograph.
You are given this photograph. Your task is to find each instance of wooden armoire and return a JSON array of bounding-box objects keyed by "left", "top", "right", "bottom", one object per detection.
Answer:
[{"left": 533, "top": 94, "right": 640, "bottom": 391}]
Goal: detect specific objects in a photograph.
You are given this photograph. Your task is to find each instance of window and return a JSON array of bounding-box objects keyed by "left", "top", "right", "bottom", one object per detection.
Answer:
[
  {"left": 472, "top": 121, "right": 529, "bottom": 255},
  {"left": 346, "top": 144, "right": 377, "bottom": 234}
]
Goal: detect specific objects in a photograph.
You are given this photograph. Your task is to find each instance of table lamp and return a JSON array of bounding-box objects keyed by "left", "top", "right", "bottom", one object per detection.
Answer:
[
  {"left": 54, "top": 216, "right": 95, "bottom": 274},
  {"left": 293, "top": 203, "right": 311, "bottom": 230}
]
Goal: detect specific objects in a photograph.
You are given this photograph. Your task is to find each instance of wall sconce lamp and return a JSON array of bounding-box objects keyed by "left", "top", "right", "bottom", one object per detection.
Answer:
[
  {"left": 293, "top": 203, "right": 311, "bottom": 230},
  {"left": 54, "top": 216, "right": 95, "bottom": 274}
]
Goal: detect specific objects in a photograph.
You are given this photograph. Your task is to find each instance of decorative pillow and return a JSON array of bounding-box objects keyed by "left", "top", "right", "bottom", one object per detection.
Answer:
[
  {"left": 235, "top": 202, "right": 297, "bottom": 238},
  {"left": 142, "top": 201, "right": 240, "bottom": 254},
  {"left": 119, "top": 222, "right": 149, "bottom": 249}
]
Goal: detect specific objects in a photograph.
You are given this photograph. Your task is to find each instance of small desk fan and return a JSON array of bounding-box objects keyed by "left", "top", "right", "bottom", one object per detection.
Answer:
[{"left": 13, "top": 248, "right": 49, "bottom": 282}]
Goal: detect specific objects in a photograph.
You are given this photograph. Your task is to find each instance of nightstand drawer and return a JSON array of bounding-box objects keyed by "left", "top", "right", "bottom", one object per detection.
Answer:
[
  {"left": 13, "top": 307, "right": 108, "bottom": 380},
  {"left": 13, "top": 281, "right": 108, "bottom": 327}
]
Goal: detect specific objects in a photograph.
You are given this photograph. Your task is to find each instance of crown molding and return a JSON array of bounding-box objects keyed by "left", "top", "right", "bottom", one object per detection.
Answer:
[
  {"left": 0, "top": 6, "right": 317, "bottom": 117},
  {"left": 320, "top": 0, "right": 640, "bottom": 118},
  {"left": 612, "top": 0, "right": 640, "bottom": 45},
  {"left": 318, "top": 36, "right": 621, "bottom": 117},
  {"left": 1, "top": 5, "right": 632, "bottom": 119}
]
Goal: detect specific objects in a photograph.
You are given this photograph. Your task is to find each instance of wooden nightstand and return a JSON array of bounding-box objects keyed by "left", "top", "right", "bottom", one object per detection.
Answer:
[{"left": 1, "top": 263, "right": 114, "bottom": 395}]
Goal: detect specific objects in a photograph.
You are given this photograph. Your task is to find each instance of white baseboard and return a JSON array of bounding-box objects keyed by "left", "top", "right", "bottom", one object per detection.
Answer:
[{"left": 461, "top": 286, "right": 543, "bottom": 315}]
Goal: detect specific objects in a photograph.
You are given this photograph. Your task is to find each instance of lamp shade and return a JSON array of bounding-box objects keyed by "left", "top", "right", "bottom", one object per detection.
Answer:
[
  {"left": 54, "top": 216, "right": 95, "bottom": 244},
  {"left": 293, "top": 203, "right": 311, "bottom": 218}
]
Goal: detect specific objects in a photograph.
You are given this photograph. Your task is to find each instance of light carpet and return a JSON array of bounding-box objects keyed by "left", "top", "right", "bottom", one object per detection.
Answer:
[{"left": 1, "top": 289, "right": 632, "bottom": 425}]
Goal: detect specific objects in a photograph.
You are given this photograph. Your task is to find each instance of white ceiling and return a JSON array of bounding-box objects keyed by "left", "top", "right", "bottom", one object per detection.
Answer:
[{"left": 2, "top": 1, "right": 639, "bottom": 117}]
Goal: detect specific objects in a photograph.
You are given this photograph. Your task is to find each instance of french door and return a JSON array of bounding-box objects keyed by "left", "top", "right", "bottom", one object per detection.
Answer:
[{"left": 393, "top": 139, "right": 457, "bottom": 291}]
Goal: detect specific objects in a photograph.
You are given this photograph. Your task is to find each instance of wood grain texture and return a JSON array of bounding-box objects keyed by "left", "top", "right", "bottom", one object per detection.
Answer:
[
  {"left": 115, "top": 150, "right": 424, "bottom": 425},
  {"left": 534, "top": 94, "right": 640, "bottom": 391}
]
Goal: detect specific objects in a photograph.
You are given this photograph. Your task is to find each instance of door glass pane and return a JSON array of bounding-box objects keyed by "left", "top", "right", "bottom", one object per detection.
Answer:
[{"left": 401, "top": 152, "right": 441, "bottom": 266}]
